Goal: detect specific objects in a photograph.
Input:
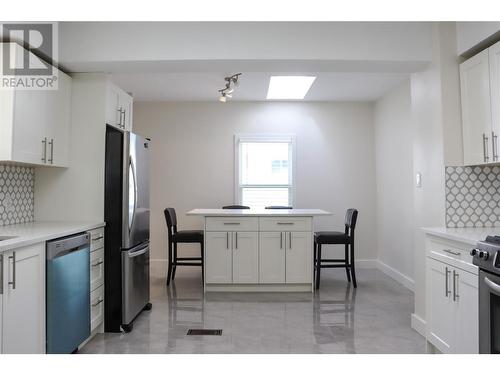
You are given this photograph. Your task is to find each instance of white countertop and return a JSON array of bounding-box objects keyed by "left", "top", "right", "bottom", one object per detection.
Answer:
[
  {"left": 0, "top": 221, "right": 105, "bottom": 252},
  {"left": 186, "top": 208, "right": 331, "bottom": 216},
  {"left": 422, "top": 226, "right": 500, "bottom": 246}
]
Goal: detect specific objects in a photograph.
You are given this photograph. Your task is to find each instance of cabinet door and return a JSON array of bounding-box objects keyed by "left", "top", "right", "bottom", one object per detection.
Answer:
[
  {"left": 490, "top": 40, "right": 500, "bottom": 161},
  {"left": 2, "top": 243, "right": 45, "bottom": 353},
  {"left": 259, "top": 232, "right": 285, "bottom": 283},
  {"left": 45, "top": 71, "right": 71, "bottom": 167},
  {"left": 105, "top": 83, "right": 121, "bottom": 128},
  {"left": 11, "top": 89, "right": 47, "bottom": 165},
  {"left": 460, "top": 49, "right": 493, "bottom": 165},
  {"left": 285, "top": 231, "right": 312, "bottom": 284},
  {"left": 205, "top": 232, "right": 232, "bottom": 284},
  {"left": 90, "top": 248, "right": 104, "bottom": 292},
  {"left": 426, "top": 258, "right": 454, "bottom": 353},
  {"left": 454, "top": 269, "right": 479, "bottom": 354},
  {"left": 119, "top": 91, "right": 133, "bottom": 132},
  {"left": 232, "top": 232, "right": 258, "bottom": 284}
]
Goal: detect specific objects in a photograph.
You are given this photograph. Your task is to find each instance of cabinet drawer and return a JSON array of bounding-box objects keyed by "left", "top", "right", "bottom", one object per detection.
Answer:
[
  {"left": 90, "top": 285, "right": 104, "bottom": 332},
  {"left": 259, "top": 217, "right": 312, "bottom": 232},
  {"left": 206, "top": 217, "right": 258, "bottom": 232},
  {"left": 427, "top": 236, "right": 477, "bottom": 274},
  {"left": 88, "top": 227, "right": 104, "bottom": 252},
  {"left": 90, "top": 248, "right": 104, "bottom": 292}
]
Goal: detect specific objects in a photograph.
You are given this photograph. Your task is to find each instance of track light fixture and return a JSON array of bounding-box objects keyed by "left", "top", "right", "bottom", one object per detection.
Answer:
[{"left": 218, "top": 73, "right": 241, "bottom": 102}]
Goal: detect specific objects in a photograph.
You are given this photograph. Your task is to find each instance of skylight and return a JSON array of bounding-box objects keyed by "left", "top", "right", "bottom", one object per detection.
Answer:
[{"left": 266, "top": 76, "right": 316, "bottom": 100}]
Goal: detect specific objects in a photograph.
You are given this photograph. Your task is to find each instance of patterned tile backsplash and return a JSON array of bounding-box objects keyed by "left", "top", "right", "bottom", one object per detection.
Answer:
[
  {"left": 0, "top": 164, "right": 35, "bottom": 226},
  {"left": 445, "top": 166, "right": 500, "bottom": 228}
]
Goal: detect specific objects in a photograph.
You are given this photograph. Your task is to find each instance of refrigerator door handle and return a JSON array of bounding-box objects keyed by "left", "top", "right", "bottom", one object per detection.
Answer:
[{"left": 128, "top": 156, "right": 137, "bottom": 232}]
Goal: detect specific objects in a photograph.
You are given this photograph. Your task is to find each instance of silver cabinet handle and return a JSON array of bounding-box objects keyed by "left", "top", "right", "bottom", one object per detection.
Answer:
[
  {"left": 117, "top": 107, "right": 123, "bottom": 127},
  {"left": 8, "top": 251, "right": 16, "bottom": 289},
  {"left": 226, "top": 232, "right": 229, "bottom": 249},
  {"left": 0, "top": 254, "right": 3, "bottom": 295},
  {"left": 289, "top": 232, "right": 292, "bottom": 249},
  {"left": 280, "top": 232, "right": 283, "bottom": 249},
  {"left": 91, "top": 260, "right": 103, "bottom": 267},
  {"left": 41, "top": 137, "right": 47, "bottom": 163},
  {"left": 483, "top": 133, "right": 490, "bottom": 162},
  {"left": 92, "top": 298, "right": 104, "bottom": 307},
  {"left": 235, "top": 232, "right": 238, "bottom": 249},
  {"left": 493, "top": 131, "right": 498, "bottom": 161},
  {"left": 445, "top": 267, "right": 450, "bottom": 297},
  {"left": 453, "top": 270, "right": 459, "bottom": 301},
  {"left": 223, "top": 223, "right": 241, "bottom": 225},
  {"left": 443, "top": 249, "right": 460, "bottom": 256},
  {"left": 92, "top": 236, "right": 104, "bottom": 242},
  {"left": 277, "top": 222, "right": 294, "bottom": 225},
  {"left": 122, "top": 109, "right": 126, "bottom": 129},
  {"left": 48, "top": 138, "right": 54, "bottom": 164}
]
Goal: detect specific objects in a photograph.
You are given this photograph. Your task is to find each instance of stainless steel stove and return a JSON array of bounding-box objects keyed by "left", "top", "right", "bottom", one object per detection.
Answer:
[{"left": 471, "top": 235, "right": 500, "bottom": 354}]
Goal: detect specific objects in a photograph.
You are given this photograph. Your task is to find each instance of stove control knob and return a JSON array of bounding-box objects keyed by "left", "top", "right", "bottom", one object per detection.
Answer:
[
  {"left": 479, "top": 251, "right": 489, "bottom": 260},
  {"left": 470, "top": 249, "right": 478, "bottom": 256}
]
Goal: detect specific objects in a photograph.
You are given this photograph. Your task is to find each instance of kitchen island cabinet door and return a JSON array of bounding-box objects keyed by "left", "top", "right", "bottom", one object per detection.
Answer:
[
  {"left": 259, "top": 232, "right": 285, "bottom": 284},
  {"left": 285, "top": 232, "right": 312, "bottom": 284},
  {"left": 232, "top": 232, "right": 258, "bottom": 284},
  {"left": 205, "top": 232, "right": 232, "bottom": 284}
]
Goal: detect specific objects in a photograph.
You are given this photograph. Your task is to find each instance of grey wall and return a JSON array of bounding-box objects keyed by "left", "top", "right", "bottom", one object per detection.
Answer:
[
  {"left": 132, "top": 101, "right": 378, "bottom": 265},
  {"left": 0, "top": 164, "right": 34, "bottom": 226}
]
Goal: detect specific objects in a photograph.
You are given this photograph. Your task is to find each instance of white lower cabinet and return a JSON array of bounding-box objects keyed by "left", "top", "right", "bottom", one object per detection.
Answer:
[
  {"left": 259, "top": 232, "right": 286, "bottom": 283},
  {"left": 205, "top": 232, "right": 233, "bottom": 284},
  {"left": 90, "top": 286, "right": 104, "bottom": 332},
  {"left": 1, "top": 243, "right": 45, "bottom": 354},
  {"left": 285, "top": 232, "right": 313, "bottom": 283},
  {"left": 232, "top": 232, "right": 258, "bottom": 284},
  {"left": 425, "top": 236, "right": 479, "bottom": 354}
]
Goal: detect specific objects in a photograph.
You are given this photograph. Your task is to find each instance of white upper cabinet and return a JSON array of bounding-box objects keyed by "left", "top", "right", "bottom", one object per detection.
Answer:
[
  {"left": 489, "top": 41, "right": 500, "bottom": 151},
  {"left": 0, "top": 43, "right": 72, "bottom": 167},
  {"left": 105, "top": 82, "right": 133, "bottom": 132},
  {"left": 459, "top": 40, "right": 500, "bottom": 166},
  {"left": 460, "top": 49, "right": 493, "bottom": 165}
]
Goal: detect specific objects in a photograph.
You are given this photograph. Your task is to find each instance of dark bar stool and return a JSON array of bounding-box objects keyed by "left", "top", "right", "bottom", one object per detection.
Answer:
[
  {"left": 164, "top": 208, "right": 204, "bottom": 286},
  {"left": 314, "top": 209, "right": 358, "bottom": 289},
  {"left": 222, "top": 205, "right": 250, "bottom": 209},
  {"left": 265, "top": 206, "right": 293, "bottom": 209}
]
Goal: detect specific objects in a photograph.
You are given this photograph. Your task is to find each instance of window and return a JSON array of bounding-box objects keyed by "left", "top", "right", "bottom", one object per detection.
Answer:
[{"left": 235, "top": 135, "right": 295, "bottom": 209}]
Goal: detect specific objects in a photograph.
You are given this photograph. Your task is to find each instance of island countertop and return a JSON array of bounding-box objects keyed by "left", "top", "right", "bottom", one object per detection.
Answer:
[{"left": 186, "top": 208, "right": 331, "bottom": 216}]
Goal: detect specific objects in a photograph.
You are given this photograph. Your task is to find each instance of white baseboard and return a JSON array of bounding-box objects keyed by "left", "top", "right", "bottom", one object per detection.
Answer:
[
  {"left": 411, "top": 313, "right": 426, "bottom": 337},
  {"left": 377, "top": 260, "right": 415, "bottom": 291}
]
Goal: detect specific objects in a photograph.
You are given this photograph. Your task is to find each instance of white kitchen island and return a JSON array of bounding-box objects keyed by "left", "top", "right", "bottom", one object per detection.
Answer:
[{"left": 187, "top": 209, "right": 330, "bottom": 292}]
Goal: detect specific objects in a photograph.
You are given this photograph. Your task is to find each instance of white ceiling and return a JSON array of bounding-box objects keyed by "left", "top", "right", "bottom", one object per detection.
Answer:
[{"left": 111, "top": 71, "right": 409, "bottom": 102}]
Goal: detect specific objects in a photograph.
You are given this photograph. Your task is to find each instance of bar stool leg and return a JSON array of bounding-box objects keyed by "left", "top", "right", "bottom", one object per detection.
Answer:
[
  {"left": 350, "top": 242, "right": 357, "bottom": 288},
  {"left": 345, "top": 243, "right": 351, "bottom": 283},
  {"left": 166, "top": 241, "right": 173, "bottom": 286},
  {"left": 172, "top": 242, "right": 178, "bottom": 280},
  {"left": 315, "top": 244, "right": 322, "bottom": 290}
]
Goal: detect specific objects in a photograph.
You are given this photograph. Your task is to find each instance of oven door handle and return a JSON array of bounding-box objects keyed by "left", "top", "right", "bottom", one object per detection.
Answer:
[{"left": 484, "top": 276, "right": 500, "bottom": 294}]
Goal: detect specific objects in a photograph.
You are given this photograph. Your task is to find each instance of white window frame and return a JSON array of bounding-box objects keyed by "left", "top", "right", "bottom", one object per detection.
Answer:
[{"left": 234, "top": 134, "right": 296, "bottom": 207}]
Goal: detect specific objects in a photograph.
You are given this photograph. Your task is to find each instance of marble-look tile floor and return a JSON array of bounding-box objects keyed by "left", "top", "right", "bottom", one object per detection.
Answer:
[{"left": 80, "top": 268, "right": 426, "bottom": 354}]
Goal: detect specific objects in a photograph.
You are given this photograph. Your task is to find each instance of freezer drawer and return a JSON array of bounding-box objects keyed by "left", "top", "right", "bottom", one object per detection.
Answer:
[{"left": 121, "top": 242, "right": 150, "bottom": 325}]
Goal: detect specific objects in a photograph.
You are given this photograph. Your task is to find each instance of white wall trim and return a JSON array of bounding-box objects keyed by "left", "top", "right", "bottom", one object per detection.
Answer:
[
  {"left": 377, "top": 260, "right": 415, "bottom": 291},
  {"left": 411, "top": 313, "right": 426, "bottom": 337}
]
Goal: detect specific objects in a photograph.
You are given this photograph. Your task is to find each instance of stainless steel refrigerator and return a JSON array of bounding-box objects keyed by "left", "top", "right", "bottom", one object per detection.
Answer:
[{"left": 104, "top": 127, "right": 151, "bottom": 333}]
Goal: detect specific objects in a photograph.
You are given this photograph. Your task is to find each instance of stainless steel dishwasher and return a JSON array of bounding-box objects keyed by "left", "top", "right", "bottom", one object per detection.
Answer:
[{"left": 46, "top": 233, "right": 91, "bottom": 354}]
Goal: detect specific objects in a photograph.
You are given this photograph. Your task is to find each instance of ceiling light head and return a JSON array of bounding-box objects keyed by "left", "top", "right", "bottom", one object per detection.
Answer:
[
  {"left": 217, "top": 73, "right": 242, "bottom": 102},
  {"left": 266, "top": 76, "right": 316, "bottom": 100}
]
